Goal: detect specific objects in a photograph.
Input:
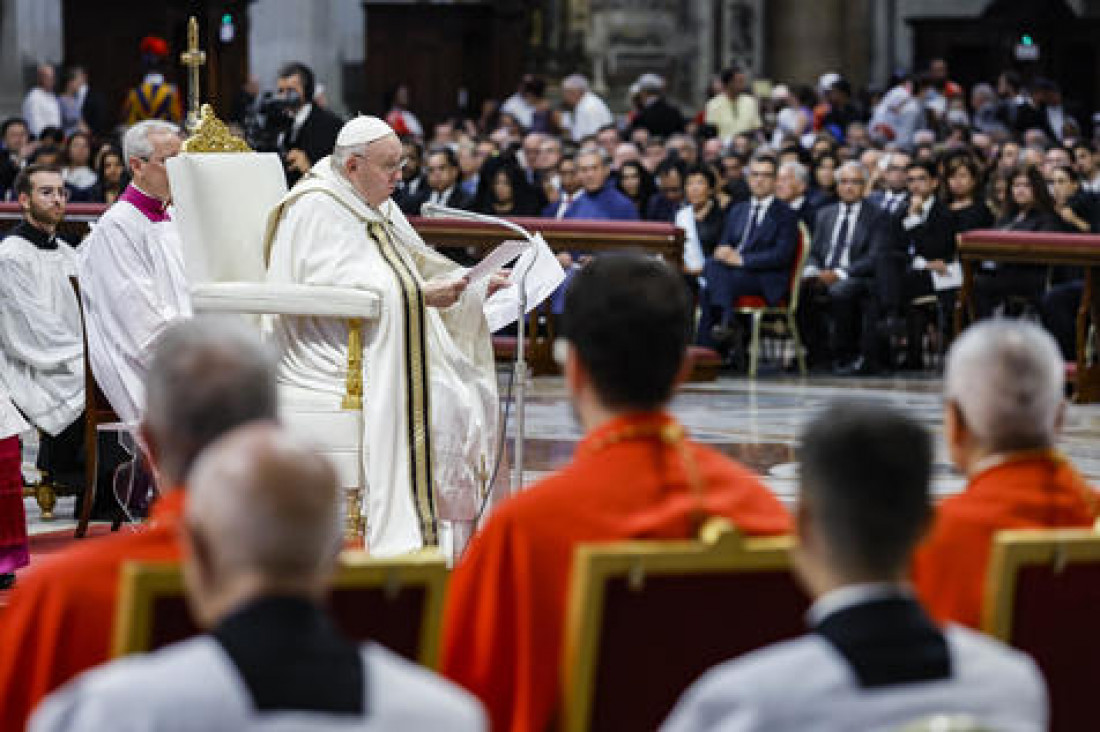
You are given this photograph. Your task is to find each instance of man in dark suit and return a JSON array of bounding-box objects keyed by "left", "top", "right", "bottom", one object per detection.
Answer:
[
  {"left": 698, "top": 155, "right": 798, "bottom": 361},
  {"left": 799, "top": 162, "right": 887, "bottom": 373},
  {"left": 880, "top": 159, "right": 958, "bottom": 368},
  {"left": 664, "top": 403, "right": 1048, "bottom": 732},
  {"left": 276, "top": 62, "right": 343, "bottom": 186},
  {"left": 775, "top": 160, "right": 817, "bottom": 234},
  {"left": 865, "top": 150, "right": 910, "bottom": 215},
  {"left": 407, "top": 146, "right": 475, "bottom": 215}
]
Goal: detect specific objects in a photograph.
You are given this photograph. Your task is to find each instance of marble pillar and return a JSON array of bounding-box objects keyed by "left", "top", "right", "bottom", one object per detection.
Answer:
[{"left": 0, "top": 0, "right": 63, "bottom": 120}]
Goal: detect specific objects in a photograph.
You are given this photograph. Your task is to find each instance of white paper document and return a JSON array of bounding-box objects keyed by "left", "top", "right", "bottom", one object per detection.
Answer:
[
  {"left": 484, "top": 233, "right": 566, "bottom": 332},
  {"left": 466, "top": 239, "right": 530, "bottom": 284},
  {"left": 931, "top": 261, "right": 962, "bottom": 291}
]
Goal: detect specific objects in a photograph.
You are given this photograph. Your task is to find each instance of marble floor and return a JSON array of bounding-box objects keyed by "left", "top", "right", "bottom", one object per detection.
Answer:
[
  {"left": 23, "top": 372, "right": 1100, "bottom": 534},
  {"left": 508, "top": 372, "right": 1100, "bottom": 507}
]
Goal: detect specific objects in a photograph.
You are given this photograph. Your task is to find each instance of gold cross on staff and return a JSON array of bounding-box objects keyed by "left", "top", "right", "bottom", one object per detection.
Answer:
[{"left": 180, "top": 16, "right": 206, "bottom": 133}]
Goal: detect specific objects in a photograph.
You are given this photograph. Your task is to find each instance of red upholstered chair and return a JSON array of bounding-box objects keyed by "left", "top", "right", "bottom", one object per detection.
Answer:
[
  {"left": 112, "top": 552, "right": 448, "bottom": 667},
  {"left": 560, "top": 520, "right": 808, "bottom": 732},
  {"left": 732, "top": 222, "right": 811, "bottom": 378},
  {"left": 982, "top": 527, "right": 1100, "bottom": 732}
]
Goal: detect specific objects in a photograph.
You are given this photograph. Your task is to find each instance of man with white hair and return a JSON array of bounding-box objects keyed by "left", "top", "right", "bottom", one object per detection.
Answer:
[
  {"left": 79, "top": 119, "right": 191, "bottom": 423},
  {"left": 30, "top": 423, "right": 487, "bottom": 731},
  {"left": 561, "top": 73, "right": 613, "bottom": 142},
  {"left": 22, "top": 63, "right": 62, "bottom": 138},
  {"left": 913, "top": 320, "right": 1100, "bottom": 629},
  {"left": 264, "top": 116, "right": 504, "bottom": 558}
]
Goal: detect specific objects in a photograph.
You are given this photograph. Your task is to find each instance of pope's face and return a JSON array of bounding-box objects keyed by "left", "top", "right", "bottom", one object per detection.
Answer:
[{"left": 347, "top": 134, "right": 404, "bottom": 207}]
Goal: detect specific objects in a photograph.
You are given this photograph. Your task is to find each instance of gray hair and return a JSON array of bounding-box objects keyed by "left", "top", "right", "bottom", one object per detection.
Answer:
[
  {"left": 838, "top": 160, "right": 869, "bottom": 181},
  {"left": 778, "top": 161, "right": 809, "bottom": 186},
  {"left": 187, "top": 424, "right": 340, "bottom": 586},
  {"left": 122, "top": 120, "right": 180, "bottom": 170},
  {"left": 332, "top": 141, "right": 367, "bottom": 173},
  {"left": 563, "top": 74, "right": 590, "bottom": 92},
  {"left": 144, "top": 317, "right": 279, "bottom": 485},
  {"left": 944, "top": 320, "right": 1065, "bottom": 452}
]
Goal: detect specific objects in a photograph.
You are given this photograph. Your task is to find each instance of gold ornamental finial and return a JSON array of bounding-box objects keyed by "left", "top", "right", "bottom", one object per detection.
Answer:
[
  {"left": 180, "top": 16, "right": 207, "bottom": 133},
  {"left": 182, "top": 104, "right": 252, "bottom": 153}
]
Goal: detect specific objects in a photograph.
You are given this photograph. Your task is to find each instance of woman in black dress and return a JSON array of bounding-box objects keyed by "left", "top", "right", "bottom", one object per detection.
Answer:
[{"left": 974, "top": 164, "right": 1063, "bottom": 318}]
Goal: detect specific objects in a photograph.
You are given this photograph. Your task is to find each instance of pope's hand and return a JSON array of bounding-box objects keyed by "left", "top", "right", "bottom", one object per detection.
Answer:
[
  {"left": 488, "top": 272, "right": 511, "bottom": 297},
  {"left": 423, "top": 275, "right": 470, "bottom": 308}
]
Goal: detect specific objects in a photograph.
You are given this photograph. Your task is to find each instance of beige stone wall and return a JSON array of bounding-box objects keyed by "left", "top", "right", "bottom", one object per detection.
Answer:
[{"left": 764, "top": 0, "right": 872, "bottom": 90}]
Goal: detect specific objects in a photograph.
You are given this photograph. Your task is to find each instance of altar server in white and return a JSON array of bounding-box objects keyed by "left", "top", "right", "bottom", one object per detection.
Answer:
[
  {"left": 264, "top": 116, "right": 503, "bottom": 558},
  {"left": 0, "top": 164, "right": 84, "bottom": 449},
  {"left": 78, "top": 120, "right": 192, "bottom": 423}
]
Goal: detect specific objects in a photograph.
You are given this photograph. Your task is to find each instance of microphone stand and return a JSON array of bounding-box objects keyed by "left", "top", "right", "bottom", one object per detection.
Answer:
[{"left": 421, "top": 203, "right": 537, "bottom": 492}]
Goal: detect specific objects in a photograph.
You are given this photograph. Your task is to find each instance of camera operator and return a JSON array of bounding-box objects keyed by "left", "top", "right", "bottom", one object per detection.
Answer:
[{"left": 271, "top": 62, "right": 343, "bottom": 185}]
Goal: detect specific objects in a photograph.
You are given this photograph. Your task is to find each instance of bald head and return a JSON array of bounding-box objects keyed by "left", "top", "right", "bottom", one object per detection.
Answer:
[
  {"left": 142, "top": 318, "right": 278, "bottom": 486},
  {"left": 187, "top": 423, "right": 339, "bottom": 588}
]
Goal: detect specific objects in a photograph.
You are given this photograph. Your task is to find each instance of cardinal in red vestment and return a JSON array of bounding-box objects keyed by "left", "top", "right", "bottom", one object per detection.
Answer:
[
  {"left": 440, "top": 254, "right": 791, "bottom": 732},
  {"left": 0, "top": 319, "right": 278, "bottom": 730},
  {"left": 912, "top": 320, "right": 1099, "bottom": 629}
]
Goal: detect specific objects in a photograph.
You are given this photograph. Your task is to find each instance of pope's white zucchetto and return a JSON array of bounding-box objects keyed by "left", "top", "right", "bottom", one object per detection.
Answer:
[{"left": 336, "top": 116, "right": 395, "bottom": 147}]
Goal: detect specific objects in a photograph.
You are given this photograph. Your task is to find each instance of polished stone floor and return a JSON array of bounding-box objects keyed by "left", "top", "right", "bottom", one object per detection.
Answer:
[
  {"left": 24, "top": 372, "right": 1100, "bottom": 534},
  {"left": 507, "top": 373, "right": 1100, "bottom": 507}
]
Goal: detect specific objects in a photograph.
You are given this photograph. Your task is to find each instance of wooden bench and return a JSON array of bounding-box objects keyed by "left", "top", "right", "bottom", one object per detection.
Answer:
[{"left": 957, "top": 230, "right": 1100, "bottom": 403}]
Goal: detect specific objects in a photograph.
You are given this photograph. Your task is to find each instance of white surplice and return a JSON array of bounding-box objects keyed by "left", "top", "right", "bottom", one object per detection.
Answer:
[
  {"left": 78, "top": 198, "right": 192, "bottom": 424},
  {"left": 0, "top": 387, "right": 30, "bottom": 441},
  {"left": 0, "top": 232, "right": 84, "bottom": 436},
  {"left": 264, "top": 157, "right": 501, "bottom": 557}
]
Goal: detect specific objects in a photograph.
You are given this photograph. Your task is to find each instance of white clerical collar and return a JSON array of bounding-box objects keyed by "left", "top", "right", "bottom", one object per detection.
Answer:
[
  {"left": 790, "top": 195, "right": 805, "bottom": 209},
  {"left": 808, "top": 582, "right": 912, "bottom": 626}
]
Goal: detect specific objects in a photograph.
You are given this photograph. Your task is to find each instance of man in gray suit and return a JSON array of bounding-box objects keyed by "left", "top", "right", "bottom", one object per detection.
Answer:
[
  {"left": 662, "top": 403, "right": 1047, "bottom": 732},
  {"left": 799, "top": 161, "right": 888, "bottom": 373}
]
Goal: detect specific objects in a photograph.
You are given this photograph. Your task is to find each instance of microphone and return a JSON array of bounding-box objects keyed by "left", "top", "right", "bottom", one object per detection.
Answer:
[
  {"left": 421, "top": 203, "right": 535, "bottom": 245},
  {"left": 420, "top": 202, "right": 540, "bottom": 501}
]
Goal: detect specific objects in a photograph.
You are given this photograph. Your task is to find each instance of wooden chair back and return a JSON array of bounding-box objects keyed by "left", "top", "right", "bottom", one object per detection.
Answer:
[
  {"left": 982, "top": 527, "right": 1100, "bottom": 732},
  {"left": 68, "top": 275, "right": 121, "bottom": 538},
  {"left": 561, "top": 521, "right": 807, "bottom": 731},
  {"left": 113, "top": 551, "right": 449, "bottom": 667}
]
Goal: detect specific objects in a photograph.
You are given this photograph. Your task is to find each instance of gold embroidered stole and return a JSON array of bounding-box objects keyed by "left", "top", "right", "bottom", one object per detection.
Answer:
[{"left": 368, "top": 219, "right": 437, "bottom": 546}]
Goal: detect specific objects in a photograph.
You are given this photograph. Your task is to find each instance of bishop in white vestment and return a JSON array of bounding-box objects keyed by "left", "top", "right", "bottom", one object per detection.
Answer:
[
  {"left": 0, "top": 179, "right": 84, "bottom": 439},
  {"left": 78, "top": 121, "right": 192, "bottom": 424},
  {"left": 264, "top": 116, "right": 502, "bottom": 557}
]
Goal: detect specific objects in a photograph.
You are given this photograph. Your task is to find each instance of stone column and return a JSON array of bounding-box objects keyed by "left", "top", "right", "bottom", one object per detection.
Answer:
[
  {"left": 0, "top": 0, "right": 63, "bottom": 120},
  {"left": 249, "top": 0, "right": 364, "bottom": 117},
  {"left": 765, "top": 0, "right": 873, "bottom": 90}
]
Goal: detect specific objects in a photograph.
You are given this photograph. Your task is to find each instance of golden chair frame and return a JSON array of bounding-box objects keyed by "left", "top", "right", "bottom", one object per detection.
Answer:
[
  {"left": 734, "top": 222, "right": 812, "bottom": 378},
  {"left": 981, "top": 526, "right": 1100, "bottom": 640},
  {"left": 112, "top": 551, "right": 448, "bottom": 667},
  {"left": 560, "top": 520, "right": 797, "bottom": 732}
]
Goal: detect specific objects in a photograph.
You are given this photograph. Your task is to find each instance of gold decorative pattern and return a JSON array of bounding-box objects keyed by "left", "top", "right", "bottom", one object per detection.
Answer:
[
  {"left": 181, "top": 104, "right": 252, "bottom": 153},
  {"left": 342, "top": 318, "right": 364, "bottom": 409}
]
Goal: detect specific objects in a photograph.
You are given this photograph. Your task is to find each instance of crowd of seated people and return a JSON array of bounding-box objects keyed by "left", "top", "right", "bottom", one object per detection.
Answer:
[{"left": 369, "top": 62, "right": 1099, "bottom": 373}]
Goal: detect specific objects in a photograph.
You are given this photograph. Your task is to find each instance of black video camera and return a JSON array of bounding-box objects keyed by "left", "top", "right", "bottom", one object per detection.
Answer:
[{"left": 243, "top": 90, "right": 301, "bottom": 152}]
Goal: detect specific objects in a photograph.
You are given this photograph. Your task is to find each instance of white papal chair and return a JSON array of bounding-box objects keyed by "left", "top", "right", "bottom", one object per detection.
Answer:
[{"left": 166, "top": 106, "right": 379, "bottom": 540}]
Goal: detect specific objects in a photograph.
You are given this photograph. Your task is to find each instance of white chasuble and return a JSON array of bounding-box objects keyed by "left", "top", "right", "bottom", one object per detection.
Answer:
[
  {"left": 78, "top": 197, "right": 193, "bottom": 424},
  {"left": 264, "top": 157, "right": 501, "bottom": 557},
  {"left": 0, "top": 234, "right": 83, "bottom": 435}
]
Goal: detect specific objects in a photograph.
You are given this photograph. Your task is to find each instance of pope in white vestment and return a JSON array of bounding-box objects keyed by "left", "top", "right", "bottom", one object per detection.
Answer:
[
  {"left": 264, "top": 116, "right": 502, "bottom": 557},
  {"left": 0, "top": 221, "right": 84, "bottom": 437},
  {"left": 78, "top": 122, "right": 192, "bottom": 424}
]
